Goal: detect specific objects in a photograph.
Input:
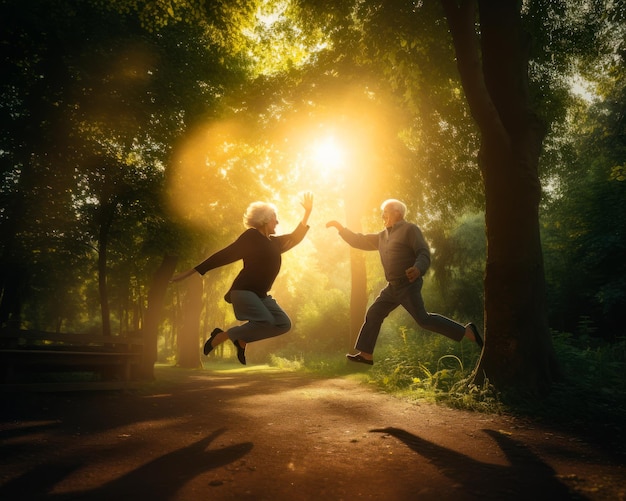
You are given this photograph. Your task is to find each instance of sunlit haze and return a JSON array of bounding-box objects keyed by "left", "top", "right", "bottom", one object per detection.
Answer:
[
  {"left": 169, "top": 96, "right": 391, "bottom": 234},
  {"left": 310, "top": 135, "right": 346, "bottom": 176}
]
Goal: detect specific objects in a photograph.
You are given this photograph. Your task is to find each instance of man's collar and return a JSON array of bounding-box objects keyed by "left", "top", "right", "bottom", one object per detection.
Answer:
[{"left": 387, "top": 219, "right": 406, "bottom": 232}]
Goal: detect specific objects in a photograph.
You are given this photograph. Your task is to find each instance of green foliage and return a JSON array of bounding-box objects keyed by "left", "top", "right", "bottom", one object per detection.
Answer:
[
  {"left": 298, "top": 354, "right": 356, "bottom": 376},
  {"left": 495, "top": 332, "right": 626, "bottom": 436},
  {"left": 295, "top": 324, "right": 502, "bottom": 411},
  {"left": 362, "top": 326, "right": 488, "bottom": 401},
  {"left": 552, "top": 331, "right": 626, "bottom": 395},
  {"left": 541, "top": 39, "right": 626, "bottom": 339},
  {"left": 268, "top": 353, "right": 303, "bottom": 371},
  {"left": 0, "top": 0, "right": 252, "bottom": 332},
  {"left": 427, "top": 213, "right": 486, "bottom": 323},
  {"left": 285, "top": 0, "right": 483, "bottom": 223},
  {"left": 298, "top": 328, "right": 625, "bottom": 425}
]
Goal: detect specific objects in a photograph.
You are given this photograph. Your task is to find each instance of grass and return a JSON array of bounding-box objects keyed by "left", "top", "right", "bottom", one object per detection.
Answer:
[{"left": 286, "top": 332, "right": 626, "bottom": 439}]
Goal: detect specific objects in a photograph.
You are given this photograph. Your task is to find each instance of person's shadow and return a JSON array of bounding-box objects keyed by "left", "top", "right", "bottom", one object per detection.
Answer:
[
  {"left": 0, "top": 427, "right": 252, "bottom": 501},
  {"left": 370, "top": 427, "right": 586, "bottom": 500}
]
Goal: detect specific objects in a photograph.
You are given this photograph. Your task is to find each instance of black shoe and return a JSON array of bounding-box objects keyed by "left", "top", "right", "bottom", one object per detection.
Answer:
[
  {"left": 346, "top": 353, "right": 373, "bottom": 365},
  {"left": 467, "top": 323, "right": 483, "bottom": 349},
  {"left": 233, "top": 339, "right": 246, "bottom": 365},
  {"left": 203, "top": 328, "right": 223, "bottom": 356}
]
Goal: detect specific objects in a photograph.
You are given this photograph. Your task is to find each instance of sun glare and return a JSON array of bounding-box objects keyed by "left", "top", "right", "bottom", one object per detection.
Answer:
[{"left": 311, "top": 135, "right": 345, "bottom": 171}]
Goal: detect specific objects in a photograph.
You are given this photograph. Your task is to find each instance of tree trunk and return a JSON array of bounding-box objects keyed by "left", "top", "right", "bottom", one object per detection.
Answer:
[
  {"left": 0, "top": 267, "right": 23, "bottom": 328},
  {"left": 97, "top": 203, "right": 114, "bottom": 337},
  {"left": 141, "top": 255, "right": 178, "bottom": 380},
  {"left": 349, "top": 249, "right": 367, "bottom": 349},
  {"left": 178, "top": 272, "right": 203, "bottom": 368},
  {"left": 442, "top": 0, "right": 560, "bottom": 394},
  {"left": 0, "top": 161, "right": 34, "bottom": 328},
  {"left": 477, "top": 138, "right": 560, "bottom": 393},
  {"left": 345, "top": 196, "right": 368, "bottom": 350}
]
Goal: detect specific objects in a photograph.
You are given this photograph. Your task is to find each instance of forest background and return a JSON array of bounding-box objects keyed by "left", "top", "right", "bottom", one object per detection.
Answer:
[{"left": 1, "top": 0, "right": 625, "bottom": 423}]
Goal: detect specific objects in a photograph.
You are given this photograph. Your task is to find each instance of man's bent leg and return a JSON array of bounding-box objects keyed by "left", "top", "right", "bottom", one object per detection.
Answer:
[{"left": 401, "top": 282, "right": 465, "bottom": 342}]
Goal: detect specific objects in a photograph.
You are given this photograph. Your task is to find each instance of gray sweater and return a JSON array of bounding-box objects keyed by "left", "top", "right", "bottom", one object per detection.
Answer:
[{"left": 338, "top": 220, "right": 430, "bottom": 282}]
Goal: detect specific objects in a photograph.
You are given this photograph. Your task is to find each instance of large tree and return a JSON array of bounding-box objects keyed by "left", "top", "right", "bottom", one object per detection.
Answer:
[{"left": 441, "top": 0, "right": 558, "bottom": 393}]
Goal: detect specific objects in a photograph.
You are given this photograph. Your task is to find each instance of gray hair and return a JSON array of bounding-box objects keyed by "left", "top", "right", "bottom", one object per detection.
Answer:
[
  {"left": 243, "top": 201, "right": 277, "bottom": 229},
  {"left": 381, "top": 199, "right": 407, "bottom": 218}
]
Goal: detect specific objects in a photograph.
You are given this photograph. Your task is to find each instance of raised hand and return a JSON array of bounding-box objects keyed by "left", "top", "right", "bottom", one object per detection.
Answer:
[{"left": 301, "top": 191, "right": 313, "bottom": 213}]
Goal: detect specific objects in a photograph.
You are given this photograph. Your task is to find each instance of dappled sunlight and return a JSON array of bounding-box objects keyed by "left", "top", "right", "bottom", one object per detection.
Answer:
[
  {"left": 106, "top": 417, "right": 185, "bottom": 432},
  {"left": 141, "top": 393, "right": 174, "bottom": 399},
  {"left": 242, "top": 0, "right": 329, "bottom": 77},
  {"left": 210, "top": 363, "right": 295, "bottom": 375}
]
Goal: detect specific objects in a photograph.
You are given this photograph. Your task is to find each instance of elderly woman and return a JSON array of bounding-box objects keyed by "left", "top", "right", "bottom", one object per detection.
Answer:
[{"left": 171, "top": 192, "right": 313, "bottom": 365}]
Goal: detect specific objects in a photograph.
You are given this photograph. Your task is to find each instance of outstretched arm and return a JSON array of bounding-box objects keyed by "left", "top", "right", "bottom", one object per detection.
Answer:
[{"left": 326, "top": 220, "right": 378, "bottom": 250}]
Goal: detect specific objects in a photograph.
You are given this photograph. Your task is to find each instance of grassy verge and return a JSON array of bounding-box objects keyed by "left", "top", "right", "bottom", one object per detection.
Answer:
[{"left": 284, "top": 332, "right": 626, "bottom": 443}]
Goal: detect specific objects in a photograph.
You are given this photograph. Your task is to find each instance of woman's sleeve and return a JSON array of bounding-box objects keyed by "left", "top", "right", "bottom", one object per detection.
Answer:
[
  {"left": 275, "top": 223, "right": 310, "bottom": 253},
  {"left": 194, "top": 232, "right": 248, "bottom": 275}
]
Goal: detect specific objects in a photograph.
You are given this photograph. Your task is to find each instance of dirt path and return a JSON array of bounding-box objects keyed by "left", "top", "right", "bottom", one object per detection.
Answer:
[{"left": 1, "top": 365, "right": 625, "bottom": 500}]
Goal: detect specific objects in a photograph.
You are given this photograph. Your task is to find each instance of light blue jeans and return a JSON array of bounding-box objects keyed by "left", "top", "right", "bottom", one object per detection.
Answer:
[{"left": 228, "top": 290, "right": 292, "bottom": 343}]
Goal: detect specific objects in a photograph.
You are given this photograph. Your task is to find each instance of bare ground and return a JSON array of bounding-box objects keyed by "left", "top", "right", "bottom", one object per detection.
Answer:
[{"left": 1, "top": 365, "right": 625, "bottom": 501}]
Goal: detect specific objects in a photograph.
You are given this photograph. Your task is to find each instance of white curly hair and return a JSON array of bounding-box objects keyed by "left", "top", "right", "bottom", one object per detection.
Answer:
[{"left": 243, "top": 201, "right": 277, "bottom": 229}]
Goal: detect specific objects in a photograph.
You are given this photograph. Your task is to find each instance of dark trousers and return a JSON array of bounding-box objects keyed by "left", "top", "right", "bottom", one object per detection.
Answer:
[{"left": 355, "top": 279, "right": 466, "bottom": 354}]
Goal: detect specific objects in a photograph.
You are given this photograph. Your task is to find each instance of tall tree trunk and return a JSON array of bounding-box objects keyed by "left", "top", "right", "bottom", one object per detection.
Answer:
[
  {"left": 349, "top": 249, "right": 367, "bottom": 349},
  {"left": 142, "top": 255, "right": 178, "bottom": 380},
  {"left": 0, "top": 267, "right": 23, "bottom": 328},
  {"left": 0, "top": 160, "right": 33, "bottom": 328},
  {"left": 97, "top": 202, "right": 115, "bottom": 337},
  {"left": 178, "top": 272, "right": 203, "bottom": 368},
  {"left": 345, "top": 194, "right": 368, "bottom": 350},
  {"left": 442, "top": 0, "right": 560, "bottom": 394}
]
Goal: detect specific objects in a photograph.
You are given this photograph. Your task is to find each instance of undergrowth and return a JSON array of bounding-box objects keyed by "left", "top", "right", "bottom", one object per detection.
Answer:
[{"left": 289, "top": 330, "right": 626, "bottom": 430}]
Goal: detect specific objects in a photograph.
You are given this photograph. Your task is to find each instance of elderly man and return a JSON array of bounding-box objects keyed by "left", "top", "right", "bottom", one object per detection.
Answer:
[{"left": 326, "top": 199, "right": 482, "bottom": 365}]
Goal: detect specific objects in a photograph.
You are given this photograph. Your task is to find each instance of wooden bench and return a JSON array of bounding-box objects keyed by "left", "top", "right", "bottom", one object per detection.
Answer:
[{"left": 0, "top": 328, "right": 145, "bottom": 391}]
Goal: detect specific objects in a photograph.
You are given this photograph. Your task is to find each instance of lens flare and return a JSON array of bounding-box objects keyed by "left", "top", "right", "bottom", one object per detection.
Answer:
[
  {"left": 312, "top": 135, "right": 345, "bottom": 169},
  {"left": 306, "top": 135, "right": 347, "bottom": 184}
]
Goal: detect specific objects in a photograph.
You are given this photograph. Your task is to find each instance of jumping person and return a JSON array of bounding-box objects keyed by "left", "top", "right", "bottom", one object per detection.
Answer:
[
  {"left": 326, "top": 198, "right": 482, "bottom": 365},
  {"left": 172, "top": 192, "right": 313, "bottom": 365}
]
